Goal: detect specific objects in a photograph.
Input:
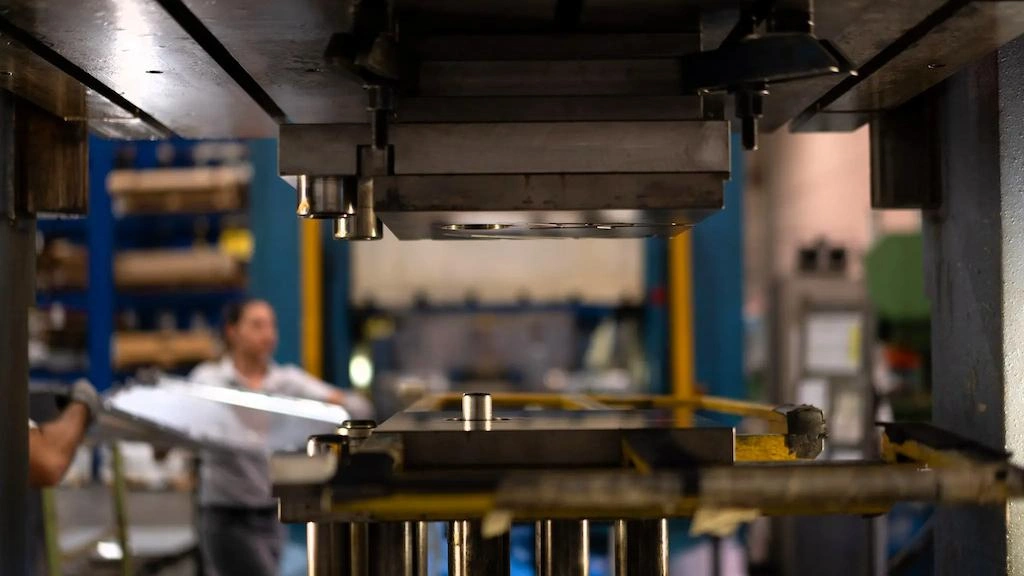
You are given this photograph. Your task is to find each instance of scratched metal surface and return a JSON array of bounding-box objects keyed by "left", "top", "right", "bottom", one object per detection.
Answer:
[
  {"left": 922, "top": 35, "right": 1024, "bottom": 575},
  {"left": 0, "top": 0, "right": 277, "bottom": 137}
]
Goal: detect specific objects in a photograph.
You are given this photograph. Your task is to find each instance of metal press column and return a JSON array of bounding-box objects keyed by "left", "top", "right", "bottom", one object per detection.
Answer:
[
  {"left": 924, "top": 35, "right": 1024, "bottom": 574},
  {"left": 0, "top": 89, "right": 31, "bottom": 576},
  {"left": 535, "top": 520, "right": 589, "bottom": 576},
  {"left": 613, "top": 519, "right": 668, "bottom": 576}
]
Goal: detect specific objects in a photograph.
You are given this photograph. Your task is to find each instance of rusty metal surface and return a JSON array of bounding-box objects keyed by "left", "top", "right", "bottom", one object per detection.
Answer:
[{"left": 0, "top": 0, "right": 277, "bottom": 137}]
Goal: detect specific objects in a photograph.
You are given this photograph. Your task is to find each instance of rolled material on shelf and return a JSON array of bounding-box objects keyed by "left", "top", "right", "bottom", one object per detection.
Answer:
[
  {"left": 115, "top": 248, "right": 243, "bottom": 288},
  {"left": 113, "top": 330, "right": 220, "bottom": 369},
  {"left": 39, "top": 244, "right": 245, "bottom": 290},
  {"left": 37, "top": 240, "right": 88, "bottom": 290},
  {"left": 107, "top": 165, "right": 250, "bottom": 215}
]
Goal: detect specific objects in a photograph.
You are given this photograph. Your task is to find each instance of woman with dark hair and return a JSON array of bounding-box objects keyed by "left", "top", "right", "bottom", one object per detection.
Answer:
[{"left": 189, "top": 298, "right": 371, "bottom": 576}]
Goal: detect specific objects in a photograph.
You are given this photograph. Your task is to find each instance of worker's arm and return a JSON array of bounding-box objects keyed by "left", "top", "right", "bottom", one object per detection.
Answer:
[
  {"left": 283, "top": 366, "right": 374, "bottom": 419},
  {"left": 29, "top": 380, "right": 100, "bottom": 488},
  {"left": 29, "top": 403, "right": 90, "bottom": 487}
]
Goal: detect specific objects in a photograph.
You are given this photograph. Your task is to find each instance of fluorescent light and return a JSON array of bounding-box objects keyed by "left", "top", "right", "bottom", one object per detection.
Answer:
[{"left": 349, "top": 351, "right": 373, "bottom": 389}]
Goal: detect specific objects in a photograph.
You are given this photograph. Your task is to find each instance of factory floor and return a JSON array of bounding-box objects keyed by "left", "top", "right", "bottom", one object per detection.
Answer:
[{"left": 54, "top": 485, "right": 197, "bottom": 576}]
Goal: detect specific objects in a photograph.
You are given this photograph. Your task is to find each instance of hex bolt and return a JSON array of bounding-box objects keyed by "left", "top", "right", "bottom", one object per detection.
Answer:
[{"left": 340, "top": 419, "right": 377, "bottom": 449}]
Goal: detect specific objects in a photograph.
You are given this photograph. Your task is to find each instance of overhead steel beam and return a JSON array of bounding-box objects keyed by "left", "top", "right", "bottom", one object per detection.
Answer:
[
  {"left": 0, "top": 0, "right": 278, "bottom": 137},
  {"left": 762, "top": 0, "right": 948, "bottom": 131},
  {"left": 177, "top": 0, "right": 369, "bottom": 124},
  {"left": 791, "top": 1, "right": 1024, "bottom": 131},
  {"left": 0, "top": 17, "right": 170, "bottom": 139}
]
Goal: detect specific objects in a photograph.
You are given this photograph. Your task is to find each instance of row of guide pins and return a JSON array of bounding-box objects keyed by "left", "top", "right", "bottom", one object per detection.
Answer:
[{"left": 305, "top": 393, "right": 669, "bottom": 576}]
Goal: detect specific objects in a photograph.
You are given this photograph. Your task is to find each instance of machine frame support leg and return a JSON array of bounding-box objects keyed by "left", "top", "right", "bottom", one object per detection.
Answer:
[
  {"left": 0, "top": 90, "right": 32, "bottom": 576},
  {"left": 448, "top": 520, "right": 511, "bottom": 576},
  {"left": 925, "top": 35, "right": 1024, "bottom": 574},
  {"left": 415, "top": 521, "right": 428, "bottom": 576},
  {"left": 0, "top": 210, "right": 33, "bottom": 576},
  {"left": 306, "top": 434, "right": 351, "bottom": 576},
  {"left": 110, "top": 443, "right": 133, "bottom": 576},
  {"left": 535, "top": 520, "right": 589, "bottom": 576},
  {"left": 371, "top": 521, "right": 425, "bottom": 576},
  {"left": 307, "top": 521, "right": 351, "bottom": 576},
  {"left": 613, "top": 519, "right": 668, "bottom": 576},
  {"left": 349, "top": 522, "right": 370, "bottom": 576}
]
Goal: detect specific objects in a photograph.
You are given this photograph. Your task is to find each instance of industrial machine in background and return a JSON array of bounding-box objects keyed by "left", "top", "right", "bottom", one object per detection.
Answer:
[
  {"left": 357, "top": 303, "right": 647, "bottom": 419},
  {"left": 33, "top": 139, "right": 254, "bottom": 388},
  {"left": 771, "top": 240, "right": 878, "bottom": 575},
  {"left": 3, "top": 1, "right": 1024, "bottom": 576}
]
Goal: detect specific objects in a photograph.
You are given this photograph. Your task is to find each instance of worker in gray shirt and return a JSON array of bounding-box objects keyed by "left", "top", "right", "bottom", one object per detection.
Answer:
[{"left": 189, "top": 298, "right": 372, "bottom": 576}]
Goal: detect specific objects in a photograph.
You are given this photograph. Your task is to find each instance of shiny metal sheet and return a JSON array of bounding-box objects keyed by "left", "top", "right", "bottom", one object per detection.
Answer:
[
  {"left": 97, "top": 378, "right": 350, "bottom": 453},
  {"left": 0, "top": 0, "right": 277, "bottom": 137},
  {"left": 373, "top": 173, "right": 723, "bottom": 239}
]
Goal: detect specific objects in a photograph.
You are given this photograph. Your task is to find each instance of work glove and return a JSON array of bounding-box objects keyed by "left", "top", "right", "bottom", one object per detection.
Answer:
[{"left": 70, "top": 379, "right": 101, "bottom": 425}]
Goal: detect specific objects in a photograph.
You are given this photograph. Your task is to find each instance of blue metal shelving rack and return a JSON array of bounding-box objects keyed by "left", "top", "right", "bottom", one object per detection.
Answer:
[{"left": 35, "top": 137, "right": 249, "bottom": 392}]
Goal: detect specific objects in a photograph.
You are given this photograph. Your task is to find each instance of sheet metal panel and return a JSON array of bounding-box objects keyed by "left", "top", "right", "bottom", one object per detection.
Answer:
[{"left": 97, "top": 378, "right": 350, "bottom": 453}]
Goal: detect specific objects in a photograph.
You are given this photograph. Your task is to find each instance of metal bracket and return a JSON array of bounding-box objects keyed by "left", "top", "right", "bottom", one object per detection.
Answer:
[{"left": 0, "top": 92, "right": 87, "bottom": 218}]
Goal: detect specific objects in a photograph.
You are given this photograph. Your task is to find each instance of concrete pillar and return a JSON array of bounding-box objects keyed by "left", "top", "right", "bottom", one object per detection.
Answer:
[{"left": 924, "top": 36, "right": 1024, "bottom": 575}]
